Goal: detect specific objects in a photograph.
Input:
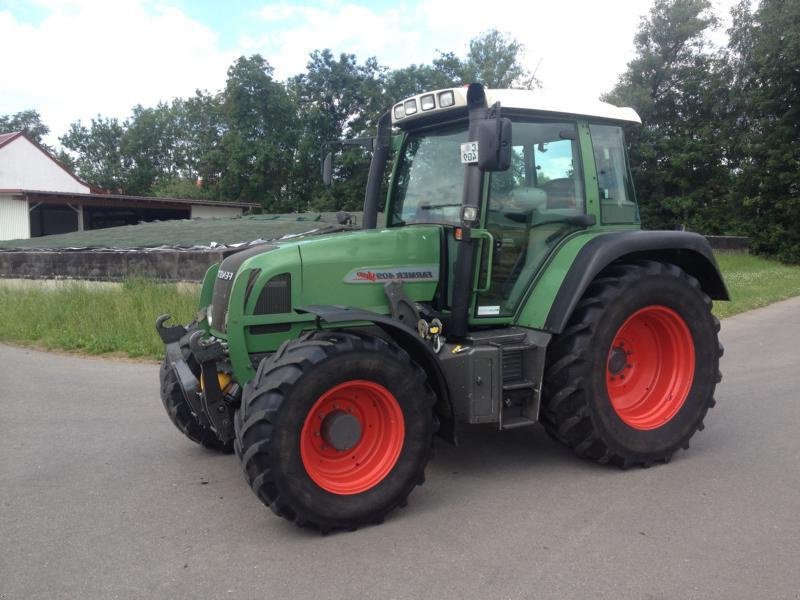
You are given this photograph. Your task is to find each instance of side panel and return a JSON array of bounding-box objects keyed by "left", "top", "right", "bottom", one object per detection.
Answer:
[{"left": 514, "top": 231, "right": 604, "bottom": 330}]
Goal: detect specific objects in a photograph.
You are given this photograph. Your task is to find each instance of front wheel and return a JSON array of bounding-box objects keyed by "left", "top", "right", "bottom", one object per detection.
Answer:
[
  {"left": 234, "top": 332, "right": 436, "bottom": 532},
  {"left": 159, "top": 344, "right": 233, "bottom": 454},
  {"left": 541, "top": 260, "right": 723, "bottom": 467}
]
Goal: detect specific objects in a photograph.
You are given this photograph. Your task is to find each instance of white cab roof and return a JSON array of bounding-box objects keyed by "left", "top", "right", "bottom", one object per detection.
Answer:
[{"left": 391, "top": 87, "right": 641, "bottom": 126}]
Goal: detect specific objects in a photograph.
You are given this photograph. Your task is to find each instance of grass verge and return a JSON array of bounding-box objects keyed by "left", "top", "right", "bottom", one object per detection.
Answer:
[
  {"left": 0, "top": 252, "right": 798, "bottom": 360},
  {"left": 712, "top": 253, "right": 800, "bottom": 319},
  {"left": 0, "top": 278, "right": 197, "bottom": 360}
]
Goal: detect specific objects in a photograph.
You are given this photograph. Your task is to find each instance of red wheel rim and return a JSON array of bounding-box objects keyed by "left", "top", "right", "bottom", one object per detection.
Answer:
[
  {"left": 606, "top": 305, "right": 695, "bottom": 430},
  {"left": 300, "top": 380, "right": 404, "bottom": 495}
]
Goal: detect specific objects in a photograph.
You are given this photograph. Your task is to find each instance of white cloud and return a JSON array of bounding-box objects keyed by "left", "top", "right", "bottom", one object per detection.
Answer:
[
  {"left": 1, "top": 0, "right": 746, "bottom": 147},
  {"left": 0, "top": 0, "right": 236, "bottom": 144},
  {"left": 243, "top": 2, "right": 424, "bottom": 77},
  {"left": 249, "top": 0, "right": 743, "bottom": 99}
]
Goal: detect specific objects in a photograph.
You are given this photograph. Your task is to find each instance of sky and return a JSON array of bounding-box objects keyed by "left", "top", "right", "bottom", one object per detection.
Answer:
[{"left": 0, "top": 0, "right": 742, "bottom": 146}]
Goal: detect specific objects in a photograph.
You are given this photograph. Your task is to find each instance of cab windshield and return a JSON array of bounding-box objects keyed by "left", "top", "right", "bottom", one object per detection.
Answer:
[{"left": 390, "top": 125, "right": 468, "bottom": 226}]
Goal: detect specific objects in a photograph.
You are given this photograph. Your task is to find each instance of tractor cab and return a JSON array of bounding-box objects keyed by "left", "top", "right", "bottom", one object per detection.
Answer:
[{"left": 381, "top": 85, "right": 641, "bottom": 326}]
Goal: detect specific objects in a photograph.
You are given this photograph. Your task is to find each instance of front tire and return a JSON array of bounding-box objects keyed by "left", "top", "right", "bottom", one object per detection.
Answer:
[
  {"left": 234, "top": 331, "right": 436, "bottom": 532},
  {"left": 159, "top": 333, "right": 233, "bottom": 454},
  {"left": 541, "top": 260, "right": 723, "bottom": 467}
]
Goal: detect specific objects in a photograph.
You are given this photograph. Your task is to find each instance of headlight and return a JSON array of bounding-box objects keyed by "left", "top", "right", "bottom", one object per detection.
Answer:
[
  {"left": 403, "top": 99, "right": 417, "bottom": 116},
  {"left": 420, "top": 94, "right": 435, "bottom": 111},
  {"left": 461, "top": 206, "right": 478, "bottom": 222},
  {"left": 393, "top": 104, "right": 405, "bottom": 120}
]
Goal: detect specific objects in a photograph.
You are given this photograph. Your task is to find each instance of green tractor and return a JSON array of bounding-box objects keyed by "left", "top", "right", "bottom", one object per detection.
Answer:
[{"left": 157, "top": 83, "right": 726, "bottom": 532}]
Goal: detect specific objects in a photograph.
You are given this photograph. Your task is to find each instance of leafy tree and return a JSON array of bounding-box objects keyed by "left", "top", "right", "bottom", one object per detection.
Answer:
[
  {"left": 122, "top": 103, "right": 182, "bottom": 195},
  {"left": 60, "top": 117, "right": 128, "bottom": 192},
  {"left": 170, "top": 91, "right": 225, "bottom": 188},
  {"left": 152, "top": 177, "right": 214, "bottom": 200},
  {"left": 604, "top": 0, "right": 732, "bottom": 233},
  {"left": 52, "top": 30, "right": 537, "bottom": 211},
  {"left": 209, "top": 55, "right": 297, "bottom": 209},
  {"left": 289, "top": 50, "right": 385, "bottom": 212},
  {"left": 0, "top": 109, "right": 50, "bottom": 144},
  {"left": 727, "top": 0, "right": 800, "bottom": 261},
  {"left": 433, "top": 29, "right": 539, "bottom": 89},
  {"left": 382, "top": 64, "right": 452, "bottom": 102}
]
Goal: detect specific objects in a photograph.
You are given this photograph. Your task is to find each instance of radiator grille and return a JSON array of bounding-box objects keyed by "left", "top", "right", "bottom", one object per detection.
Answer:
[{"left": 255, "top": 273, "right": 291, "bottom": 315}]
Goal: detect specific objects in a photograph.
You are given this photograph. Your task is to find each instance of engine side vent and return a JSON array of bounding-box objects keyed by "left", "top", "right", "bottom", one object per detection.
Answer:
[
  {"left": 502, "top": 349, "right": 524, "bottom": 382},
  {"left": 255, "top": 273, "right": 291, "bottom": 315}
]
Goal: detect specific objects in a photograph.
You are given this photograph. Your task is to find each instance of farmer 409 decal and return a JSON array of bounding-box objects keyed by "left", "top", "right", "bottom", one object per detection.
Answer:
[{"left": 343, "top": 265, "right": 439, "bottom": 284}]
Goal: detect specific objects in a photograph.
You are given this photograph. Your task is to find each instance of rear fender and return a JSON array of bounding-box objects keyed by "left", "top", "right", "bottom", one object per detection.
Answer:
[{"left": 518, "top": 230, "right": 729, "bottom": 334}]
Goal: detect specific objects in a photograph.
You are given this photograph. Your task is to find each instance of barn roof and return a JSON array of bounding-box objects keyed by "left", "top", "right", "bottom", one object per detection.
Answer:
[{"left": 0, "top": 131, "right": 24, "bottom": 148}]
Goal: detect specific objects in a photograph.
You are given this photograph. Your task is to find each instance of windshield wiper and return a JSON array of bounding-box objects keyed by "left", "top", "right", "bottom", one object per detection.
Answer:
[{"left": 419, "top": 203, "right": 462, "bottom": 210}]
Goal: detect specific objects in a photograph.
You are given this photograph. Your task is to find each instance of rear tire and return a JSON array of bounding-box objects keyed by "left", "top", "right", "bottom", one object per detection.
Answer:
[
  {"left": 541, "top": 260, "right": 723, "bottom": 467},
  {"left": 159, "top": 335, "right": 233, "bottom": 454},
  {"left": 234, "top": 331, "right": 436, "bottom": 532}
]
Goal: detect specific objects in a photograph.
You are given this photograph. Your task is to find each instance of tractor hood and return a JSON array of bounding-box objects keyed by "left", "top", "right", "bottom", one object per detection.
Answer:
[
  {"left": 209, "top": 225, "right": 443, "bottom": 334},
  {"left": 295, "top": 226, "right": 442, "bottom": 313}
]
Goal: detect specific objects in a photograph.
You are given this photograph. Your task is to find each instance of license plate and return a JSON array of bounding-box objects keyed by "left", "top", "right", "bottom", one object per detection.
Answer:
[{"left": 460, "top": 141, "right": 478, "bottom": 164}]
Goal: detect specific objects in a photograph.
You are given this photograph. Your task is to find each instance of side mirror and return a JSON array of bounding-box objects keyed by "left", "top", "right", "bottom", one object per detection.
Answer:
[
  {"left": 477, "top": 117, "right": 512, "bottom": 172},
  {"left": 321, "top": 152, "right": 333, "bottom": 186}
]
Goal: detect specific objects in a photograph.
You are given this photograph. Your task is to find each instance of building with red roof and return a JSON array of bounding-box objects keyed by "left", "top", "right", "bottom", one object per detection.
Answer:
[{"left": 0, "top": 131, "right": 254, "bottom": 241}]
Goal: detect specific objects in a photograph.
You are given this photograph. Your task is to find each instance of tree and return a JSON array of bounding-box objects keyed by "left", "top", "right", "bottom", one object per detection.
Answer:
[
  {"left": 121, "top": 103, "right": 182, "bottom": 195},
  {"left": 170, "top": 91, "right": 225, "bottom": 189},
  {"left": 382, "top": 64, "right": 452, "bottom": 102},
  {"left": 433, "top": 29, "right": 539, "bottom": 89},
  {"left": 604, "top": 0, "right": 732, "bottom": 233},
  {"left": 0, "top": 109, "right": 50, "bottom": 144},
  {"left": 727, "top": 0, "right": 800, "bottom": 261},
  {"left": 51, "top": 31, "right": 539, "bottom": 209},
  {"left": 209, "top": 55, "right": 298, "bottom": 209},
  {"left": 60, "top": 117, "right": 128, "bottom": 192},
  {"left": 289, "top": 50, "right": 385, "bottom": 211}
]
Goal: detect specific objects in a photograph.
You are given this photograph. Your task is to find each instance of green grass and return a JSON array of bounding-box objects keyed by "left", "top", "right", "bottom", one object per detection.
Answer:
[
  {"left": 0, "top": 279, "right": 197, "bottom": 360},
  {"left": 712, "top": 252, "right": 800, "bottom": 319},
  {"left": 1, "top": 251, "right": 798, "bottom": 360}
]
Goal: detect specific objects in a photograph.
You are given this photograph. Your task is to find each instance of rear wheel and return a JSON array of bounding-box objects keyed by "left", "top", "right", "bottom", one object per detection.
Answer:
[
  {"left": 541, "top": 260, "right": 723, "bottom": 467},
  {"left": 235, "top": 331, "right": 435, "bottom": 532}
]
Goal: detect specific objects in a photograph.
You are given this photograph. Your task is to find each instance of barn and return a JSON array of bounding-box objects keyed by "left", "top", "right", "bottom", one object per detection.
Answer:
[{"left": 0, "top": 131, "right": 254, "bottom": 241}]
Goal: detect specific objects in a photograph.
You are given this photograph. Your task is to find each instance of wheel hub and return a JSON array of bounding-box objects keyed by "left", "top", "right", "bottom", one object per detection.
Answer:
[
  {"left": 300, "top": 380, "right": 405, "bottom": 495},
  {"left": 320, "top": 410, "right": 362, "bottom": 451},
  {"left": 607, "top": 345, "right": 629, "bottom": 376}
]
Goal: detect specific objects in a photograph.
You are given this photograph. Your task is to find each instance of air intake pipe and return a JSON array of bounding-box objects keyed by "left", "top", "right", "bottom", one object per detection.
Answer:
[{"left": 362, "top": 112, "right": 391, "bottom": 230}]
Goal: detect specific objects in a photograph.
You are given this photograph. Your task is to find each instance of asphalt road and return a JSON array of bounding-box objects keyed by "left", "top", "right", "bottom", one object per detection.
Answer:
[{"left": 2, "top": 297, "right": 799, "bottom": 600}]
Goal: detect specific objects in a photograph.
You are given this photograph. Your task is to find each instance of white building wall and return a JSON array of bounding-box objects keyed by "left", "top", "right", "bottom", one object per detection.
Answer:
[
  {"left": 0, "top": 194, "right": 30, "bottom": 240},
  {"left": 190, "top": 204, "right": 244, "bottom": 219},
  {"left": 0, "top": 137, "right": 89, "bottom": 194}
]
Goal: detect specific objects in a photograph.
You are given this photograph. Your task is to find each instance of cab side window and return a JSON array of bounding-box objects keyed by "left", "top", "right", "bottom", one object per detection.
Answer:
[{"left": 589, "top": 124, "right": 639, "bottom": 224}]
